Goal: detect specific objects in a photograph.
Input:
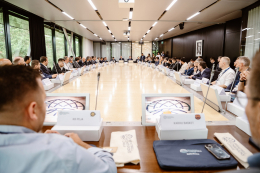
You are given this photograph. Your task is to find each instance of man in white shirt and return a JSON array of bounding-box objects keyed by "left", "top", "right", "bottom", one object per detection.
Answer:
[
  {"left": 63, "top": 56, "right": 73, "bottom": 70},
  {"left": 0, "top": 65, "right": 117, "bottom": 173},
  {"left": 179, "top": 57, "right": 188, "bottom": 74},
  {"left": 211, "top": 56, "right": 235, "bottom": 88}
]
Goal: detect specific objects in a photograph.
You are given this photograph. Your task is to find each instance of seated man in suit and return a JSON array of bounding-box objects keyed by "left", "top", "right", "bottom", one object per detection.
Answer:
[
  {"left": 110, "top": 57, "right": 116, "bottom": 62},
  {"left": 173, "top": 58, "right": 182, "bottom": 71},
  {"left": 96, "top": 57, "right": 100, "bottom": 63},
  {"left": 99, "top": 57, "right": 104, "bottom": 63},
  {"left": 0, "top": 65, "right": 117, "bottom": 173},
  {"left": 210, "top": 57, "right": 217, "bottom": 70},
  {"left": 166, "top": 60, "right": 172, "bottom": 68},
  {"left": 13, "top": 57, "right": 25, "bottom": 66},
  {"left": 140, "top": 53, "right": 145, "bottom": 62},
  {"left": 119, "top": 56, "right": 124, "bottom": 61},
  {"left": 64, "top": 56, "right": 73, "bottom": 70},
  {"left": 103, "top": 57, "right": 108, "bottom": 62},
  {"left": 0, "top": 59, "right": 12, "bottom": 66},
  {"left": 179, "top": 57, "right": 188, "bottom": 74},
  {"left": 211, "top": 56, "right": 235, "bottom": 88},
  {"left": 31, "top": 60, "right": 57, "bottom": 79},
  {"left": 169, "top": 58, "right": 176, "bottom": 69},
  {"left": 40, "top": 56, "right": 53, "bottom": 75},
  {"left": 91, "top": 56, "right": 97, "bottom": 64},
  {"left": 189, "top": 61, "right": 211, "bottom": 80},
  {"left": 184, "top": 62, "right": 194, "bottom": 76},
  {"left": 78, "top": 57, "right": 86, "bottom": 67},
  {"left": 127, "top": 56, "right": 133, "bottom": 62},
  {"left": 52, "top": 58, "right": 70, "bottom": 74},
  {"left": 72, "top": 57, "right": 81, "bottom": 68},
  {"left": 24, "top": 56, "right": 31, "bottom": 67}
]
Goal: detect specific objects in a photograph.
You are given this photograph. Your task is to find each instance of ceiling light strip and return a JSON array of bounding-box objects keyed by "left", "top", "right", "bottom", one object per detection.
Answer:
[
  {"left": 87, "top": 0, "right": 117, "bottom": 41},
  {"left": 45, "top": 0, "right": 104, "bottom": 41},
  {"left": 200, "top": 0, "right": 220, "bottom": 12}
]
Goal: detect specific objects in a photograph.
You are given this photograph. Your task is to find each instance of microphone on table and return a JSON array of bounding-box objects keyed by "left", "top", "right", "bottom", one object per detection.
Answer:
[
  {"left": 95, "top": 72, "right": 101, "bottom": 110},
  {"left": 230, "top": 67, "right": 239, "bottom": 93},
  {"left": 201, "top": 64, "right": 215, "bottom": 113}
]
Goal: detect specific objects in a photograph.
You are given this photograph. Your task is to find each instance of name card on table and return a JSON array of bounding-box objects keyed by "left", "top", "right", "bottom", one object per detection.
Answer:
[
  {"left": 159, "top": 113, "right": 206, "bottom": 130},
  {"left": 56, "top": 110, "right": 101, "bottom": 126},
  {"left": 56, "top": 74, "right": 64, "bottom": 81},
  {"left": 42, "top": 78, "right": 52, "bottom": 86},
  {"left": 202, "top": 77, "right": 209, "bottom": 84},
  {"left": 194, "top": 79, "right": 202, "bottom": 86},
  {"left": 211, "top": 85, "right": 226, "bottom": 95}
]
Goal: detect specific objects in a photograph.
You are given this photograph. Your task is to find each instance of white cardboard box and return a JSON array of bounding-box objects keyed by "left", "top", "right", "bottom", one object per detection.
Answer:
[
  {"left": 190, "top": 84, "right": 202, "bottom": 91},
  {"left": 236, "top": 117, "right": 251, "bottom": 136},
  {"left": 227, "top": 103, "right": 245, "bottom": 117},
  {"left": 155, "top": 119, "right": 208, "bottom": 140},
  {"left": 43, "top": 83, "right": 54, "bottom": 90},
  {"left": 52, "top": 120, "right": 103, "bottom": 141}
]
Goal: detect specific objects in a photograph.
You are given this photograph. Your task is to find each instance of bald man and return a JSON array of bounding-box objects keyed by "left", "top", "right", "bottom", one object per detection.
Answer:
[
  {"left": 0, "top": 59, "right": 12, "bottom": 66},
  {"left": 13, "top": 57, "right": 25, "bottom": 66}
]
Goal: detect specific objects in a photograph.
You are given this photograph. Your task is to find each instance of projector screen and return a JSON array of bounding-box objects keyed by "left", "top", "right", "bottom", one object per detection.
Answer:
[
  {"left": 44, "top": 93, "right": 90, "bottom": 125},
  {"left": 142, "top": 94, "right": 194, "bottom": 125}
]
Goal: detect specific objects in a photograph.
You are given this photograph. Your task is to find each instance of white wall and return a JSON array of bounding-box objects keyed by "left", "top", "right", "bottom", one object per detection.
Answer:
[{"left": 83, "top": 37, "right": 93, "bottom": 57}]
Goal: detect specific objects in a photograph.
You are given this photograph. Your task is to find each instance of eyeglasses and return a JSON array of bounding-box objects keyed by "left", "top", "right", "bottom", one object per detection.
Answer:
[{"left": 234, "top": 92, "right": 260, "bottom": 107}]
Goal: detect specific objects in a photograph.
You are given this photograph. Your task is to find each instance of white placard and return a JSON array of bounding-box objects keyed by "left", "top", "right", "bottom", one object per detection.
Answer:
[
  {"left": 233, "top": 91, "right": 247, "bottom": 108},
  {"left": 202, "top": 77, "right": 209, "bottom": 84},
  {"left": 212, "top": 85, "right": 226, "bottom": 95},
  {"left": 159, "top": 113, "right": 206, "bottom": 130},
  {"left": 42, "top": 78, "right": 52, "bottom": 86},
  {"left": 194, "top": 79, "right": 202, "bottom": 86},
  {"left": 56, "top": 110, "right": 101, "bottom": 126},
  {"left": 56, "top": 74, "right": 64, "bottom": 81}
]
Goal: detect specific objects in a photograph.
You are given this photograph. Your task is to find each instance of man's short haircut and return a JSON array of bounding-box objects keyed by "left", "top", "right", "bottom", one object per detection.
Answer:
[
  {"left": 13, "top": 58, "right": 21, "bottom": 65},
  {"left": 64, "top": 56, "right": 68, "bottom": 60},
  {"left": 221, "top": 56, "right": 230, "bottom": 65},
  {"left": 24, "top": 56, "right": 30, "bottom": 62},
  {"left": 58, "top": 58, "right": 64, "bottom": 62},
  {"left": 248, "top": 51, "right": 260, "bottom": 105},
  {"left": 69, "top": 57, "right": 73, "bottom": 61},
  {"left": 31, "top": 60, "right": 40, "bottom": 69},
  {"left": 176, "top": 57, "right": 181, "bottom": 60},
  {"left": 190, "top": 63, "right": 194, "bottom": 67},
  {"left": 190, "top": 58, "right": 194, "bottom": 61},
  {"left": 40, "top": 56, "right": 47, "bottom": 63},
  {"left": 196, "top": 58, "right": 203, "bottom": 62},
  {"left": 181, "top": 57, "right": 186, "bottom": 62},
  {"left": 70, "top": 56, "right": 73, "bottom": 58},
  {"left": 169, "top": 60, "right": 172, "bottom": 63},
  {"left": 0, "top": 66, "right": 41, "bottom": 111},
  {"left": 210, "top": 57, "right": 215, "bottom": 60},
  {"left": 239, "top": 56, "right": 250, "bottom": 67},
  {"left": 75, "top": 57, "right": 80, "bottom": 61},
  {"left": 199, "top": 61, "right": 207, "bottom": 69}
]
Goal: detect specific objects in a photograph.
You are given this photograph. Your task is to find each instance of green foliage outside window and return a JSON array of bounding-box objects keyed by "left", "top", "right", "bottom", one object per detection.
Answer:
[
  {"left": 0, "top": 10, "right": 6, "bottom": 59},
  {"left": 75, "top": 37, "right": 79, "bottom": 57},
  {"left": 55, "top": 30, "right": 65, "bottom": 61},
  {"left": 44, "top": 27, "right": 54, "bottom": 68}
]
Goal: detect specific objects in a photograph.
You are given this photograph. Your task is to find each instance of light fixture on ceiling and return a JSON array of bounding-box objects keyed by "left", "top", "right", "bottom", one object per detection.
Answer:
[
  {"left": 160, "top": 34, "right": 163, "bottom": 37},
  {"left": 62, "top": 12, "right": 74, "bottom": 19},
  {"left": 102, "top": 21, "right": 107, "bottom": 26},
  {"left": 141, "top": 38, "right": 143, "bottom": 40},
  {"left": 88, "top": 0, "right": 97, "bottom": 10},
  {"left": 108, "top": 30, "right": 111, "bottom": 33},
  {"left": 155, "top": 38, "right": 158, "bottom": 40},
  {"left": 166, "top": 0, "right": 178, "bottom": 11},
  {"left": 129, "top": 8, "right": 133, "bottom": 20},
  {"left": 128, "top": 27, "right": 131, "bottom": 31},
  {"left": 187, "top": 12, "right": 200, "bottom": 20},
  {"left": 100, "top": 38, "right": 102, "bottom": 40},
  {"left": 94, "top": 34, "right": 98, "bottom": 36},
  {"left": 152, "top": 22, "right": 158, "bottom": 27},
  {"left": 147, "top": 30, "right": 150, "bottom": 33},
  {"left": 112, "top": 35, "right": 115, "bottom": 38},
  {"left": 168, "top": 28, "right": 174, "bottom": 32},
  {"left": 143, "top": 35, "right": 146, "bottom": 38},
  {"left": 80, "top": 24, "right": 87, "bottom": 29}
]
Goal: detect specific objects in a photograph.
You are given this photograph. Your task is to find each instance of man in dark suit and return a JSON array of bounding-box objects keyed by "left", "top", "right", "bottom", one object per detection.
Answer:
[
  {"left": 190, "top": 61, "right": 211, "bottom": 80},
  {"left": 73, "top": 57, "right": 81, "bottom": 68},
  {"left": 173, "top": 58, "right": 182, "bottom": 71},
  {"left": 119, "top": 56, "right": 125, "bottom": 61},
  {"left": 140, "top": 53, "right": 145, "bottom": 62},
  {"left": 78, "top": 57, "right": 86, "bottom": 67},
  {"left": 31, "top": 60, "right": 57, "bottom": 79},
  {"left": 40, "top": 56, "right": 53, "bottom": 75},
  {"left": 127, "top": 56, "right": 133, "bottom": 62},
  {"left": 184, "top": 63, "right": 194, "bottom": 76},
  {"left": 24, "top": 56, "right": 31, "bottom": 67},
  {"left": 104, "top": 57, "right": 108, "bottom": 62},
  {"left": 52, "top": 58, "right": 70, "bottom": 74},
  {"left": 210, "top": 57, "right": 218, "bottom": 70},
  {"left": 111, "top": 57, "right": 116, "bottom": 62}
]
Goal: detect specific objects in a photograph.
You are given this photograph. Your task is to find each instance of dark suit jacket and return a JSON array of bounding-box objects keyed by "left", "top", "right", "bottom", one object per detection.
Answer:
[
  {"left": 52, "top": 64, "right": 70, "bottom": 74},
  {"left": 192, "top": 68, "right": 211, "bottom": 80},
  {"left": 111, "top": 59, "right": 116, "bottom": 62},
  {"left": 86, "top": 61, "right": 91, "bottom": 66},
  {"left": 184, "top": 67, "right": 194, "bottom": 76},
  {"left": 72, "top": 61, "right": 81, "bottom": 68},
  {"left": 78, "top": 60, "right": 86, "bottom": 67},
  {"left": 140, "top": 56, "right": 145, "bottom": 62},
  {"left": 127, "top": 59, "right": 133, "bottom": 62},
  {"left": 210, "top": 62, "right": 218, "bottom": 70},
  {"left": 173, "top": 63, "right": 182, "bottom": 71},
  {"left": 119, "top": 58, "right": 125, "bottom": 61},
  {"left": 40, "top": 63, "right": 52, "bottom": 75}
]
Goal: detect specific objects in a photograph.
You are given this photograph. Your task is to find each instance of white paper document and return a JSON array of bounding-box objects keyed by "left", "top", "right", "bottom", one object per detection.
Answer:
[
  {"left": 110, "top": 130, "right": 140, "bottom": 167},
  {"left": 214, "top": 133, "right": 253, "bottom": 168}
]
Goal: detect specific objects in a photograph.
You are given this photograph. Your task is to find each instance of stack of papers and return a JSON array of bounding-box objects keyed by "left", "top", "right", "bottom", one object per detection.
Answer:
[{"left": 110, "top": 130, "right": 141, "bottom": 167}]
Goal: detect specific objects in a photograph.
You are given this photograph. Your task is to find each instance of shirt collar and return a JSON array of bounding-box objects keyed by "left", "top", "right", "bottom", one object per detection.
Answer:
[{"left": 0, "top": 125, "right": 35, "bottom": 134}]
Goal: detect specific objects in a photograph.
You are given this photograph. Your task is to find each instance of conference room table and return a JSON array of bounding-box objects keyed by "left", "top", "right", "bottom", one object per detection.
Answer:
[{"left": 42, "top": 125, "right": 259, "bottom": 173}]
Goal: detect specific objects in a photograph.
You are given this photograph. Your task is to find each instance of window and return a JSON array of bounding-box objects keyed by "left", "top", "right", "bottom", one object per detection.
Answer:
[
  {"left": 44, "top": 27, "right": 54, "bottom": 68},
  {"left": 55, "top": 30, "right": 65, "bottom": 61},
  {"left": 122, "top": 42, "right": 131, "bottom": 59},
  {"left": 0, "top": 8, "right": 6, "bottom": 59},
  {"left": 66, "top": 33, "right": 72, "bottom": 57},
  {"left": 75, "top": 36, "right": 80, "bottom": 57},
  {"left": 142, "top": 42, "right": 152, "bottom": 57},
  {"left": 132, "top": 42, "right": 141, "bottom": 60},
  {"left": 101, "top": 42, "right": 111, "bottom": 60},
  {"left": 111, "top": 42, "right": 120, "bottom": 60},
  {"left": 9, "top": 13, "right": 30, "bottom": 61},
  {"left": 93, "top": 42, "right": 101, "bottom": 57}
]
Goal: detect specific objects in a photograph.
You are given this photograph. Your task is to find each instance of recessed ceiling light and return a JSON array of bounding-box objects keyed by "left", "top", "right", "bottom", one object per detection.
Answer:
[
  {"left": 152, "top": 22, "right": 158, "bottom": 27},
  {"left": 80, "top": 24, "right": 87, "bottom": 29},
  {"left": 160, "top": 34, "right": 163, "bottom": 37},
  {"left": 187, "top": 12, "right": 200, "bottom": 20},
  {"left": 147, "top": 30, "right": 150, "bottom": 33},
  {"left": 100, "top": 38, "right": 102, "bottom": 40},
  {"left": 62, "top": 12, "right": 74, "bottom": 20},
  {"left": 88, "top": 0, "right": 97, "bottom": 10},
  {"left": 168, "top": 28, "right": 174, "bottom": 31},
  {"left": 108, "top": 30, "right": 111, "bottom": 33},
  {"left": 166, "top": 0, "right": 178, "bottom": 11},
  {"left": 128, "top": 27, "right": 131, "bottom": 30},
  {"left": 102, "top": 21, "right": 107, "bottom": 26},
  {"left": 94, "top": 34, "right": 98, "bottom": 36}
]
